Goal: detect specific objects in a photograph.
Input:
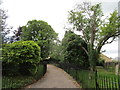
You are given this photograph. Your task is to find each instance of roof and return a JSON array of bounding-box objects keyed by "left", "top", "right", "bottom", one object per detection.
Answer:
[{"left": 100, "top": 54, "right": 112, "bottom": 62}]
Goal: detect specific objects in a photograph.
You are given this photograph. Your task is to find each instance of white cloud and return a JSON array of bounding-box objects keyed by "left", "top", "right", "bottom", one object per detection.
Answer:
[{"left": 2, "top": 0, "right": 76, "bottom": 40}]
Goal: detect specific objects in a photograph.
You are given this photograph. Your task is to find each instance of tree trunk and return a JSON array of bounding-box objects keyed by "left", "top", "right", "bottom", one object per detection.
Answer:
[{"left": 88, "top": 43, "right": 96, "bottom": 72}]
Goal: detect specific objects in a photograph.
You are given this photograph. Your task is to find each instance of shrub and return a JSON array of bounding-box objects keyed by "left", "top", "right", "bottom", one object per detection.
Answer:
[
  {"left": 2, "top": 41, "right": 42, "bottom": 76},
  {"left": 2, "top": 41, "right": 41, "bottom": 64}
]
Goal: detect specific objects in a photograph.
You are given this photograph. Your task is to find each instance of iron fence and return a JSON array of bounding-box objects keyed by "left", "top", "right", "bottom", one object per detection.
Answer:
[
  {"left": 2, "top": 64, "right": 47, "bottom": 89},
  {"left": 58, "top": 63, "right": 120, "bottom": 89}
]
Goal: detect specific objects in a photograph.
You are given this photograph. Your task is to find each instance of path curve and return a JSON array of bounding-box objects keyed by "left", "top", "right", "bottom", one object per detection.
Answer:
[{"left": 26, "top": 64, "right": 81, "bottom": 88}]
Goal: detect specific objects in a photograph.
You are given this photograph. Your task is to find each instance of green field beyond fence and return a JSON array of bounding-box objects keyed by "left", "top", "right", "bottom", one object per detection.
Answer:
[{"left": 97, "top": 74, "right": 120, "bottom": 89}]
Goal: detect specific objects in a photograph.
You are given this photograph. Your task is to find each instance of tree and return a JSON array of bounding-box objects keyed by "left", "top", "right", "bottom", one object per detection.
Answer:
[
  {"left": 49, "top": 39, "right": 63, "bottom": 62},
  {"left": 0, "top": 0, "right": 10, "bottom": 45},
  {"left": 0, "top": 1, "right": 7, "bottom": 32},
  {"left": 21, "top": 20, "right": 58, "bottom": 58},
  {"left": 61, "top": 31, "right": 89, "bottom": 68},
  {"left": 68, "top": 2, "right": 120, "bottom": 71},
  {"left": 8, "top": 26, "right": 22, "bottom": 43}
]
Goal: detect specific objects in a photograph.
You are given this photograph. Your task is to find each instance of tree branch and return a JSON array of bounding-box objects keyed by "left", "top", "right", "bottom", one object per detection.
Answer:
[
  {"left": 81, "top": 46, "right": 88, "bottom": 56},
  {"left": 104, "top": 36, "right": 115, "bottom": 44},
  {"left": 97, "top": 32, "right": 120, "bottom": 53}
]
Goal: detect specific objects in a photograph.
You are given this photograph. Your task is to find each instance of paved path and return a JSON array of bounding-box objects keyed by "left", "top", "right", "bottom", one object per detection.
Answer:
[{"left": 26, "top": 64, "right": 81, "bottom": 88}]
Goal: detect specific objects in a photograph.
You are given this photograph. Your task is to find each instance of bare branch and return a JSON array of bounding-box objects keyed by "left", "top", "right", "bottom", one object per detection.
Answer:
[
  {"left": 97, "top": 32, "right": 120, "bottom": 53},
  {"left": 81, "top": 46, "right": 88, "bottom": 56},
  {"left": 104, "top": 36, "right": 115, "bottom": 44}
]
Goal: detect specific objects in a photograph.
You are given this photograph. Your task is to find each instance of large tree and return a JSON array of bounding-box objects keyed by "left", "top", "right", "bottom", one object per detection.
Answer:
[
  {"left": 68, "top": 2, "right": 120, "bottom": 71},
  {"left": 21, "top": 20, "right": 58, "bottom": 59}
]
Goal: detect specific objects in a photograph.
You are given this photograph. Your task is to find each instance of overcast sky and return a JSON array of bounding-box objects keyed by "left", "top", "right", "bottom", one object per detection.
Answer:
[{"left": 1, "top": 0, "right": 120, "bottom": 59}]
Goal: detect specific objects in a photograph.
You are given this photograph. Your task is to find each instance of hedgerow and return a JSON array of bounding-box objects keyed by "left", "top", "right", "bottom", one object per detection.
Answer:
[{"left": 2, "top": 41, "right": 42, "bottom": 76}]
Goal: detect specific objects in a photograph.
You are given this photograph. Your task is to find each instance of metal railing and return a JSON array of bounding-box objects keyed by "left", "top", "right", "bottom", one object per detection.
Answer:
[
  {"left": 2, "top": 64, "right": 47, "bottom": 89},
  {"left": 58, "top": 63, "right": 120, "bottom": 89}
]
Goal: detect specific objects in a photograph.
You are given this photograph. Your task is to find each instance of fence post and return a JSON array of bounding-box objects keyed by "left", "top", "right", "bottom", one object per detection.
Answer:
[
  {"left": 43, "top": 64, "right": 47, "bottom": 75},
  {"left": 95, "top": 70, "right": 99, "bottom": 89}
]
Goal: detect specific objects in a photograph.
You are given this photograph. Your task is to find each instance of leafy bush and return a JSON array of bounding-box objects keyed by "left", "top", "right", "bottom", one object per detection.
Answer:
[
  {"left": 2, "top": 41, "right": 41, "bottom": 64},
  {"left": 2, "top": 41, "right": 42, "bottom": 76}
]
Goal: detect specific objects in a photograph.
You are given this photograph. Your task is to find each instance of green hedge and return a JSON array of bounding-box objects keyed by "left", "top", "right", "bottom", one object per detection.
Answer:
[
  {"left": 2, "top": 41, "right": 41, "bottom": 64},
  {"left": 2, "top": 41, "right": 42, "bottom": 76}
]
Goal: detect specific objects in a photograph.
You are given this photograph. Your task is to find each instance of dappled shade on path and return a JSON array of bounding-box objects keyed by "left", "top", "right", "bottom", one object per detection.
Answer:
[{"left": 26, "top": 64, "right": 80, "bottom": 88}]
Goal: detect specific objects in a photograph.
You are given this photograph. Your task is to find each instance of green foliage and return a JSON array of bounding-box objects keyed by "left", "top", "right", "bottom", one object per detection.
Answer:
[
  {"left": 21, "top": 20, "right": 58, "bottom": 58},
  {"left": 2, "top": 64, "right": 46, "bottom": 88},
  {"left": 34, "top": 64, "right": 45, "bottom": 80},
  {"left": 68, "top": 2, "right": 120, "bottom": 70},
  {"left": 2, "top": 41, "right": 41, "bottom": 64},
  {"left": 100, "top": 10, "right": 119, "bottom": 36},
  {"left": 2, "top": 41, "right": 41, "bottom": 76},
  {"left": 2, "top": 76, "right": 34, "bottom": 88},
  {"left": 96, "top": 58, "right": 105, "bottom": 66},
  {"left": 61, "top": 31, "right": 89, "bottom": 68},
  {"left": 50, "top": 40, "right": 63, "bottom": 62}
]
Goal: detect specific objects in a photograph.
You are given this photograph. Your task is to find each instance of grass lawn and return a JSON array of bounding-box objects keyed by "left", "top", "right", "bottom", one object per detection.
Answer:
[{"left": 96, "top": 66, "right": 119, "bottom": 76}]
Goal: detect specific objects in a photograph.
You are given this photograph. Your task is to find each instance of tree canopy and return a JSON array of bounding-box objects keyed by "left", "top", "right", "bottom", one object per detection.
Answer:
[
  {"left": 61, "top": 31, "right": 89, "bottom": 68},
  {"left": 68, "top": 2, "right": 120, "bottom": 71},
  {"left": 21, "top": 20, "right": 58, "bottom": 58}
]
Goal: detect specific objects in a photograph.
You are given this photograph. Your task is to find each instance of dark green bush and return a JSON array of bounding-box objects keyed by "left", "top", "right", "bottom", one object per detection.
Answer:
[
  {"left": 62, "top": 31, "right": 89, "bottom": 69},
  {"left": 2, "top": 41, "right": 42, "bottom": 76},
  {"left": 2, "top": 62, "right": 20, "bottom": 76}
]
